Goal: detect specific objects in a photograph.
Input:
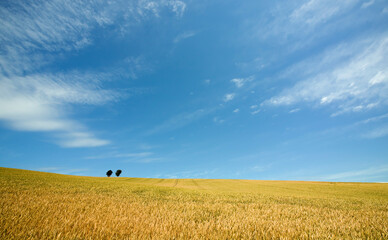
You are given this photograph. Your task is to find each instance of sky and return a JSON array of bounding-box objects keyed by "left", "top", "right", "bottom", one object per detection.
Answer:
[{"left": 0, "top": 0, "right": 388, "bottom": 182}]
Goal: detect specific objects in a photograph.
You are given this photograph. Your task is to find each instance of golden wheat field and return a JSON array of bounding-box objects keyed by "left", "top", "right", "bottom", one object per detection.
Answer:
[{"left": 0, "top": 167, "right": 387, "bottom": 239}]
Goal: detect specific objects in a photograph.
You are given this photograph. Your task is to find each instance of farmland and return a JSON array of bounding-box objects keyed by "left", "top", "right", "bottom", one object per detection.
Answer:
[{"left": 1, "top": 167, "right": 387, "bottom": 239}]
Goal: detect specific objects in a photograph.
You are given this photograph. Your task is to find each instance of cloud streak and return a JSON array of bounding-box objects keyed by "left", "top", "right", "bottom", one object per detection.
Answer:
[
  {"left": 231, "top": 76, "right": 254, "bottom": 88},
  {"left": 223, "top": 93, "right": 235, "bottom": 102},
  {"left": 85, "top": 151, "right": 162, "bottom": 163},
  {"left": 253, "top": 0, "right": 379, "bottom": 56},
  {"left": 0, "top": 72, "right": 120, "bottom": 147},
  {"left": 0, "top": 0, "right": 187, "bottom": 147},
  {"left": 174, "top": 31, "right": 197, "bottom": 43},
  {"left": 321, "top": 165, "right": 388, "bottom": 181},
  {"left": 289, "top": 0, "right": 358, "bottom": 27},
  {"left": 362, "top": 125, "right": 388, "bottom": 139},
  {"left": 86, "top": 152, "right": 153, "bottom": 160},
  {"left": 263, "top": 33, "right": 388, "bottom": 115},
  {"left": 146, "top": 109, "right": 212, "bottom": 135}
]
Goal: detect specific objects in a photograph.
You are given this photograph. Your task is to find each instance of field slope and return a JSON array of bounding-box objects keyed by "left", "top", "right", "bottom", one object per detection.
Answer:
[{"left": 1, "top": 167, "right": 387, "bottom": 239}]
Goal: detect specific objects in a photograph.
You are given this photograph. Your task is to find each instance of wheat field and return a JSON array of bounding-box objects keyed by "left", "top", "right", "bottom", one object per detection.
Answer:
[{"left": 0, "top": 167, "right": 387, "bottom": 239}]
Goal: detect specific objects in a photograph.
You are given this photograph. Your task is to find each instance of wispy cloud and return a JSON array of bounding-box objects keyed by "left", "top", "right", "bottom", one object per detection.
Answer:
[
  {"left": 35, "top": 167, "right": 88, "bottom": 175},
  {"left": 167, "top": 0, "right": 186, "bottom": 17},
  {"left": 223, "top": 93, "right": 235, "bottom": 102},
  {"left": 249, "top": 104, "right": 260, "bottom": 115},
  {"left": 0, "top": 0, "right": 187, "bottom": 147},
  {"left": 231, "top": 76, "right": 254, "bottom": 88},
  {"left": 174, "top": 30, "right": 197, "bottom": 43},
  {"left": 57, "top": 168, "right": 89, "bottom": 175},
  {"left": 125, "top": 157, "right": 164, "bottom": 163},
  {"left": 0, "top": 0, "right": 187, "bottom": 76},
  {"left": 136, "top": 0, "right": 186, "bottom": 18},
  {"left": 35, "top": 167, "right": 60, "bottom": 172},
  {"left": 0, "top": 1, "right": 122, "bottom": 75},
  {"left": 357, "top": 113, "right": 388, "bottom": 125},
  {"left": 85, "top": 151, "right": 162, "bottom": 163},
  {"left": 146, "top": 109, "right": 212, "bottom": 135},
  {"left": 86, "top": 152, "right": 153, "bottom": 160},
  {"left": 251, "top": 165, "right": 267, "bottom": 172},
  {"left": 263, "top": 34, "right": 388, "bottom": 115},
  {"left": 254, "top": 0, "right": 370, "bottom": 53},
  {"left": 160, "top": 169, "right": 217, "bottom": 179},
  {"left": 362, "top": 125, "right": 388, "bottom": 139},
  {"left": 361, "top": 0, "right": 374, "bottom": 8},
  {"left": 58, "top": 132, "right": 110, "bottom": 148},
  {"left": 289, "top": 0, "right": 358, "bottom": 27},
  {"left": 251, "top": 109, "right": 260, "bottom": 115},
  {"left": 320, "top": 165, "right": 388, "bottom": 181},
  {"left": 289, "top": 108, "right": 300, "bottom": 113},
  {"left": 213, "top": 117, "right": 225, "bottom": 124},
  {"left": 0, "top": 72, "right": 119, "bottom": 147}
]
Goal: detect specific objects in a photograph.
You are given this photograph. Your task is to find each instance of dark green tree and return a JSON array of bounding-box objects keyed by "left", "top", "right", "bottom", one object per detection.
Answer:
[
  {"left": 115, "top": 169, "right": 122, "bottom": 177},
  {"left": 106, "top": 170, "right": 113, "bottom": 177}
]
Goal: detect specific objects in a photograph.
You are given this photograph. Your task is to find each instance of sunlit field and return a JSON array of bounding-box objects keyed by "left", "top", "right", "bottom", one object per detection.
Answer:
[{"left": 1, "top": 167, "right": 387, "bottom": 239}]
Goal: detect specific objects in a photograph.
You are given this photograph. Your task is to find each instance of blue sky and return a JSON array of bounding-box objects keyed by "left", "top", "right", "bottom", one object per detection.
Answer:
[{"left": 1, "top": 0, "right": 388, "bottom": 182}]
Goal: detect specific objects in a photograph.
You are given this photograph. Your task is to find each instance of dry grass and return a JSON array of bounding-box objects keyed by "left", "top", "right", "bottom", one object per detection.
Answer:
[{"left": 1, "top": 167, "right": 387, "bottom": 239}]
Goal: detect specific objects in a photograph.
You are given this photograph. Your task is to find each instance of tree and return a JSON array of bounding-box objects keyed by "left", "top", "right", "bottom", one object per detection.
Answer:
[
  {"left": 106, "top": 170, "right": 113, "bottom": 177},
  {"left": 115, "top": 169, "right": 122, "bottom": 177}
]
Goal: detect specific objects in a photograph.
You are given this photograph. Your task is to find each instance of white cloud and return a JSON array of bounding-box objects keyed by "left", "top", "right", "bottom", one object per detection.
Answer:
[
  {"left": 231, "top": 78, "right": 244, "bottom": 88},
  {"left": 130, "top": 157, "right": 163, "bottom": 163},
  {"left": 35, "top": 167, "right": 60, "bottom": 172},
  {"left": 369, "top": 71, "right": 386, "bottom": 85},
  {"left": 136, "top": 0, "right": 186, "bottom": 18},
  {"left": 362, "top": 125, "right": 388, "bottom": 139},
  {"left": 58, "top": 132, "right": 110, "bottom": 148},
  {"left": 0, "top": 73, "right": 118, "bottom": 147},
  {"left": 252, "top": 165, "right": 266, "bottom": 172},
  {"left": 57, "top": 168, "right": 89, "bottom": 175},
  {"left": 233, "top": 108, "right": 240, "bottom": 113},
  {"left": 321, "top": 165, "right": 388, "bottom": 181},
  {"left": 116, "top": 152, "right": 153, "bottom": 158},
  {"left": 174, "top": 31, "right": 197, "bottom": 43},
  {"left": 263, "top": 34, "right": 388, "bottom": 115},
  {"left": 254, "top": 0, "right": 366, "bottom": 54},
  {"left": 361, "top": 0, "right": 374, "bottom": 8},
  {"left": 85, "top": 151, "right": 161, "bottom": 163},
  {"left": 162, "top": 169, "right": 217, "bottom": 179},
  {"left": 34, "top": 167, "right": 88, "bottom": 175},
  {"left": 86, "top": 152, "right": 153, "bottom": 159},
  {"left": 357, "top": 113, "right": 388, "bottom": 125},
  {"left": 289, "top": 0, "right": 358, "bottom": 27},
  {"left": 0, "top": 0, "right": 187, "bottom": 147},
  {"left": 289, "top": 108, "right": 300, "bottom": 113},
  {"left": 167, "top": 0, "right": 186, "bottom": 17},
  {"left": 251, "top": 109, "right": 261, "bottom": 115},
  {"left": 250, "top": 105, "right": 258, "bottom": 109},
  {"left": 236, "top": 58, "right": 267, "bottom": 72},
  {"left": 231, "top": 76, "right": 254, "bottom": 88},
  {"left": 0, "top": 1, "right": 187, "bottom": 75},
  {"left": 223, "top": 93, "right": 235, "bottom": 102},
  {"left": 146, "top": 109, "right": 212, "bottom": 135},
  {"left": 213, "top": 117, "right": 225, "bottom": 124},
  {"left": 0, "top": 1, "right": 121, "bottom": 76}
]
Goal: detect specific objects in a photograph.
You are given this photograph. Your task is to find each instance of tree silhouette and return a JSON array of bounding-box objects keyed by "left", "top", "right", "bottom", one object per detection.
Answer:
[
  {"left": 106, "top": 170, "right": 113, "bottom": 177},
  {"left": 115, "top": 169, "right": 122, "bottom": 177}
]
